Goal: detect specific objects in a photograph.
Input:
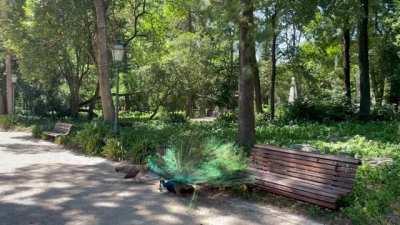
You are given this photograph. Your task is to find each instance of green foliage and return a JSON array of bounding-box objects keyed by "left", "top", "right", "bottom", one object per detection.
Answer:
[
  {"left": 282, "top": 97, "right": 355, "bottom": 122},
  {"left": 216, "top": 112, "right": 237, "bottom": 124},
  {"left": 344, "top": 162, "right": 400, "bottom": 225},
  {"left": 102, "top": 138, "right": 126, "bottom": 161},
  {"left": 31, "top": 125, "right": 43, "bottom": 138},
  {"left": 0, "top": 115, "right": 15, "bottom": 130},
  {"left": 370, "top": 105, "right": 399, "bottom": 121},
  {"left": 148, "top": 137, "right": 248, "bottom": 186},
  {"left": 74, "top": 121, "right": 112, "bottom": 155},
  {"left": 162, "top": 112, "right": 188, "bottom": 124}
]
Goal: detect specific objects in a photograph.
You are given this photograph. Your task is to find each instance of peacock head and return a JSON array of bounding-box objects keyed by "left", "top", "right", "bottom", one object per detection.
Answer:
[{"left": 160, "top": 179, "right": 166, "bottom": 189}]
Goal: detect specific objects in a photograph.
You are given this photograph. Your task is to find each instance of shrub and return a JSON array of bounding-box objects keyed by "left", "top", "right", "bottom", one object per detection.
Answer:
[
  {"left": 102, "top": 138, "right": 126, "bottom": 161},
  {"left": 74, "top": 121, "right": 112, "bottom": 155},
  {"left": 216, "top": 112, "right": 237, "bottom": 124},
  {"left": 0, "top": 115, "right": 15, "bottom": 130},
  {"left": 163, "top": 112, "right": 188, "bottom": 124},
  {"left": 31, "top": 125, "right": 44, "bottom": 138},
  {"left": 370, "top": 104, "right": 399, "bottom": 121},
  {"left": 256, "top": 112, "right": 272, "bottom": 124},
  {"left": 283, "top": 97, "right": 355, "bottom": 122}
]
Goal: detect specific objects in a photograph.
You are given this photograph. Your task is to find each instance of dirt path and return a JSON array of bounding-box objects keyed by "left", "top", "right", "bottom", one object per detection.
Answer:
[{"left": 0, "top": 132, "right": 323, "bottom": 225}]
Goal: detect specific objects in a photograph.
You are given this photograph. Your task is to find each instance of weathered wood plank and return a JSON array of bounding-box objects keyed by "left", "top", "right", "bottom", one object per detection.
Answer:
[
  {"left": 253, "top": 183, "right": 337, "bottom": 209},
  {"left": 249, "top": 168, "right": 351, "bottom": 195},
  {"left": 254, "top": 179, "right": 338, "bottom": 203},
  {"left": 252, "top": 148, "right": 359, "bottom": 169},
  {"left": 254, "top": 144, "right": 361, "bottom": 165},
  {"left": 250, "top": 164, "right": 354, "bottom": 189},
  {"left": 251, "top": 155, "right": 357, "bottom": 178},
  {"left": 249, "top": 145, "right": 360, "bottom": 209}
]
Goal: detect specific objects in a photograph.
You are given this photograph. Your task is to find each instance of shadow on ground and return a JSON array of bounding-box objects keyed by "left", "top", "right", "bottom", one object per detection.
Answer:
[{"left": 0, "top": 132, "right": 322, "bottom": 225}]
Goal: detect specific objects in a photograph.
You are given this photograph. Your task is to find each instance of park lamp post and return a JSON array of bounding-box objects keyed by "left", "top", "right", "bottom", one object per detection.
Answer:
[
  {"left": 11, "top": 74, "right": 17, "bottom": 114},
  {"left": 112, "top": 43, "right": 125, "bottom": 133}
]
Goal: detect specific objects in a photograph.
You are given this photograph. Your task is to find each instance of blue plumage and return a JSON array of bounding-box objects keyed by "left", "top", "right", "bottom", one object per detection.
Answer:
[{"left": 160, "top": 180, "right": 177, "bottom": 193}]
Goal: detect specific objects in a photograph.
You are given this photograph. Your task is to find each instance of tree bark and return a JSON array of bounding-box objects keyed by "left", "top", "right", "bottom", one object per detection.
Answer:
[
  {"left": 94, "top": 0, "right": 115, "bottom": 123},
  {"left": 252, "top": 45, "right": 263, "bottom": 113},
  {"left": 358, "top": 0, "right": 371, "bottom": 120},
  {"left": 343, "top": 28, "right": 351, "bottom": 105},
  {"left": 185, "top": 94, "right": 194, "bottom": 118},
  {"left": 88, "top": 83, "right": 100, "bottom": 120},
  {"left": 66, "top": 76, "right": 81, "bottom": 117},
  {"left": 270, "top": 9, "right": 277, "bottom": 120},
  {"left": 238, "top": 0, "right": 255, "bottom": 147},
  {"left": 5, "top": 53, "right": 13, "bottom": 115}
]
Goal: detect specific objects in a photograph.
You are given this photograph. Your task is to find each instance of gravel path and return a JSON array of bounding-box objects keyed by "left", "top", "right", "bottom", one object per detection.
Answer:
[{"left": 0, "top": 131, "right": 323, "bottom": 225}]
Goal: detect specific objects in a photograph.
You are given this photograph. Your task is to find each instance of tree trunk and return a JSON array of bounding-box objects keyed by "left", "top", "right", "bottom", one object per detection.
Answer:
[
  {"left": 343, "top": 28, "right": 351, "bottom": 105},
  {"left": 88, "top": 83, "right": 100, "bottom": 120},
  {"left": 94, "top": 0, "right": 115, "bottom": 123},
  {"left": 66, "top": 76, "right": 81, "bottom": 117},
  {"left": 252, "top": 45, "right": 263, "bottom": 113},
  {"left": 270, "top": 10, "right": 277, "bottom": 120},
  {"left": 5, "top": 53, "right": 13, "bottom": 115},
  {"left": 238, "top": 0, "right": 255, "bottom": 147},
  {"left": 358, "top": 0, "right": 371, "bottom": 120},
  {"left": 185, "top": 94, "right": 194, "bottom": 118}
]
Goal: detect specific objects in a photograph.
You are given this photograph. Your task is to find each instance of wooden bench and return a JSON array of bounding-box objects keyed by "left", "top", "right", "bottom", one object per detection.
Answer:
[
  {"left": 44, "top": 122, "right": 73, "bottom": 138},
  {"left": 249, "top": 144, "right": 361, "bottom": 209}
]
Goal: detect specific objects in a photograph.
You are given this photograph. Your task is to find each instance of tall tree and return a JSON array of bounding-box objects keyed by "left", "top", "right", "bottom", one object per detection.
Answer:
[
  {"left": 252, "top": 44, "right": 263, "bottom": 113},
  {"left": 343, "top": 26, "right": 352, "bottom": 105},
  {"left": 94, "top": 0, "right": 115, "bottom": 122},
  {"left": 270, "top": 5, "right": 278, "bottom": 120},
  {"left": 238, "top": 0, "right": 255, "bottom": 147},
  {"left": 358, "top": 0, "right": 371, "bottom": 119}
]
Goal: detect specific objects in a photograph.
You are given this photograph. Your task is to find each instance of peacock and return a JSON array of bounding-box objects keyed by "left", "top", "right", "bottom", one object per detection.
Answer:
[{"left": 159, "top": 179, "right": 195, "bottom": 196}]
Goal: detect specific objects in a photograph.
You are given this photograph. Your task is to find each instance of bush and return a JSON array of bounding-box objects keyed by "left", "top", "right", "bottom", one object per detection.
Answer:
[
  {"left": 370, "top": 105, "right": 399, "bottom": 121},
  {"left": 74, "top": 121, "right": 112, "bottom": 155},
  {"left": 31, "top": 125, "right": 44, "bottom": 138},
  {"left": 216, "top": 112, "right": 237, "bottom": 124},
  {"left": 163, "top": 112, "right": 188, "bottom": 124},
  {"left": 256, "top": 112, "right": 272, "bottom": 123},
  {"left": 0, "top": 115, "right": 16, "bottom": 130},
  {"left": 102, "top": 138, "right": 126, "bottom": 161},
  {"left": 283, "top": 97, "right": 355, "bottom": 122}
]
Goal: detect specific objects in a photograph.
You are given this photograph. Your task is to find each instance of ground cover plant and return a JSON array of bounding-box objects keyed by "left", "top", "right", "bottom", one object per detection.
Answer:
[{"left": 15, "top": 112, "right": 398, "bottom": 225}]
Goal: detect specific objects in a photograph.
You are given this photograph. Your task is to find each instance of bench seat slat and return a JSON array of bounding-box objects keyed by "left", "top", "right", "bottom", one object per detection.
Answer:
[
  {"left": 250, "top": 163, "right": 354, "bottom": 189},
  {"left": 251, "top": 152, "right": 357, "bottom": 174},
  {"left": 251, "top": 155, "right": 356, "bottom": 178},
  {"left": 45, "top": 122, "right": 73, "bottom": 139},
  {"left": 44, "top": 132, "right": 63, "bottom": 137},
  {"left": 254, "top": 178, "right": 338, "bottom": 203},
  {"left": 254, "top": 144, "right": 361, "bottom": 165},
  {"left": 251, "top": 171, "right": 343, "bottom": 199},
  {"left": 253, "top": 183, "right": 337, "bottom": 209},
  {"left": 250, "top": 145, "right": 360, "bottom": 208},
  {"left": 252, "top": 148, "right": 359, "bottom": 169},
  {"left": 249, "top": 168, "right": 351, "bottom": 195}
]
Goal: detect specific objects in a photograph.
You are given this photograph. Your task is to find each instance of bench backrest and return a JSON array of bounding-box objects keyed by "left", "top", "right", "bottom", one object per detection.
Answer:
[
  {"left": 53, "top": 122, "right": 73, "bottom": 134},
  {"left": 250, "top": 144, "right": 361, "bottom": 192}
]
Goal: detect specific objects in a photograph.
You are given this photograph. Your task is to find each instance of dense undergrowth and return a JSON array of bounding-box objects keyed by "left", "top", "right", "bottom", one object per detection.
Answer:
[{"left": 0, "top": 114, "right": 399, "bottom": 224}]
